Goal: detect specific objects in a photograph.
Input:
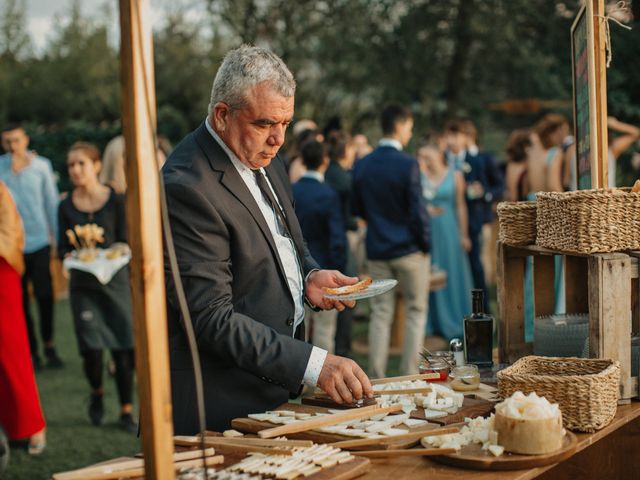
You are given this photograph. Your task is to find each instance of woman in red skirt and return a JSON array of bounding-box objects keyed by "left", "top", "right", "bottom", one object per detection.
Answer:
[{"left": 0, "top": 182, "right": 46, "bottom": 454}]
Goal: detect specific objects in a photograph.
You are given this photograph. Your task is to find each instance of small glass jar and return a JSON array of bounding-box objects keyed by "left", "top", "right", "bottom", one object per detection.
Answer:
[
  {"left": 450, "top": 364, "right": 480, "bottom": 391},
  {"left": 419, "top": 356, "right": 450, "bottom": 381}
]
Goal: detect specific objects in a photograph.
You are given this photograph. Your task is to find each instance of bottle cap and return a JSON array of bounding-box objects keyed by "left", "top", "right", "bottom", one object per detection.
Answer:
[{"left": 449, "top": 338, "right": 463, "bottom": 352}]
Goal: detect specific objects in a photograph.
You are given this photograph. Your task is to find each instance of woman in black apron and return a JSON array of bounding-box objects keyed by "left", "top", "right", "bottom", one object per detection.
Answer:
[{"left": 58, "top": 142, "right": 136, "bottom": 433}]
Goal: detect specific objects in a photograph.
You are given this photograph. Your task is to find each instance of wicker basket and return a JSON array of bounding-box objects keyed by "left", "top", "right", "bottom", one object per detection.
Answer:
[
  {"left": 497, "top": 356, "right": 620, "bottom": 432},
  {"left": 497, "top": 201, "right": 537, "bottom": 246},
  {"left": 536, "top": 188, "right": 640, "bottom": 254}
]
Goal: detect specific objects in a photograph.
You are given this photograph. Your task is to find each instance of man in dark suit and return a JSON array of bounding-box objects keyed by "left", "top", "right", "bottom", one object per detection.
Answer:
[
  {"left": 325, "top": 131, "right": 359, "bottom": 358},
  {"left": 352, "top": 104, "right": 431, "bottom": 378},
  {"left": 162, "top": 45, "right": 372, "bottom": 434},
  {"left": 445, "top": 121, "right": 504, "bottom": 306},
  {"left": 293, "top": 140, "right": 347, "bottom": 353}
]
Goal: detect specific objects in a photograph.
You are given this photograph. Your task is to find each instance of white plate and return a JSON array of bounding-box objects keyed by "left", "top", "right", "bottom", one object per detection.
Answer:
[{"left": 323, "top": 279, "right": 398, "bottom": 301}]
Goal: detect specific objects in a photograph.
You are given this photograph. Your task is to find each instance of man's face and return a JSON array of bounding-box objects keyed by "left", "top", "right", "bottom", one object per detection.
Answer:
[
  {"left": 212, "top": 82, "right": 294, "bottom": 169},
  {"left": 446, "top": 132, "right": 466, "bottom": 154},
  {"left": 397, "top": 118, "right": 414, "bottom": 147},
  {"left": 1, "top": 128, "right": 30, "bottom": 158}
]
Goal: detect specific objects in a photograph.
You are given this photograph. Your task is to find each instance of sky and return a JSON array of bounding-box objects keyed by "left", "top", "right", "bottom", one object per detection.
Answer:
[{"left": 25, "top": 0, "right": 203, "bottom": 53}]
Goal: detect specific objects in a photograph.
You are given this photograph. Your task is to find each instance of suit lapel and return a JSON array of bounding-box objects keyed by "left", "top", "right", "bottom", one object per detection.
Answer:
[{"left": 193, "top": 124, "right": 290, "bottom": 283}]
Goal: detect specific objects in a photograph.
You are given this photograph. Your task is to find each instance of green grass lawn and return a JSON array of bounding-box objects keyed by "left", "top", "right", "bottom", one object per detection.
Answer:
[{"left": 5, "top": 299, "right": 140, "bottom": 480}]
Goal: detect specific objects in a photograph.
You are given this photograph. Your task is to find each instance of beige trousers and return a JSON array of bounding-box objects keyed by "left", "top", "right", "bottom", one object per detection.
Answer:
[
  {"left": 304, "top": 306, "right": 338, "bottom": 353},
  {"left": 367, "top": 252, "right": 431, "bottom": 378}
]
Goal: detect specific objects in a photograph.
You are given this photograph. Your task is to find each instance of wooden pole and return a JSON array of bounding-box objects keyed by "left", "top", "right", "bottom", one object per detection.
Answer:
[
  {"left": 118, "top": 1, "right": 175, "bottom": 479},
  {"left": 591, "top": 0, "right": 608, "bottom": 188}
]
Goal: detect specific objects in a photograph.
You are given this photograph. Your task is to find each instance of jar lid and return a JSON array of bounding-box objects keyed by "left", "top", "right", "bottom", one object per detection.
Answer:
[{"left": 450, "top": 338, "right": 463, "bottom": 351}]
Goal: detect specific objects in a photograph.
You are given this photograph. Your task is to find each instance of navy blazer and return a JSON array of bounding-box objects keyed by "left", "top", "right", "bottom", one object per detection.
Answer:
[
  {"left": 461, "top": 151, "right": 504, "bottom": 235},
  {"left": 352, "top": 146, "right": 430, "bottom": 260},
  {"left": 293, "top": 176, "right": 347, "bottom": 271}
]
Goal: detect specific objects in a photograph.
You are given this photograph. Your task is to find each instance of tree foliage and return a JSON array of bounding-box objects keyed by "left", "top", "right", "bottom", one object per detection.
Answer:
[{"left": 0, "top": 0, "right": 638, "bottom": 157}]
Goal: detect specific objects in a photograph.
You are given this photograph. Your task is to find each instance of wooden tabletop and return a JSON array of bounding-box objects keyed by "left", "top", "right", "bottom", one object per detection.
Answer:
[
  {"left": 362, "top": 402, "right": 640, "bottom": 480},
  {"left": 65, "top": 402, "right": 640, "bottom": 480}
]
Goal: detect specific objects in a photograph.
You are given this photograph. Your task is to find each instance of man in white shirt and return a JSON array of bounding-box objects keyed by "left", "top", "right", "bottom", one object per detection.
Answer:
[{"left": 162, "top": 45, "right": 372, "bottom": 434}]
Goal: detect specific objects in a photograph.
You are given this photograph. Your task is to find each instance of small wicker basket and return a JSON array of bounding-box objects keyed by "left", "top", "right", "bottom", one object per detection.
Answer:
[
  {"left": 536, "top": 188, "right": 640, "bottom": 254},
  {"left": 497, "top": 201, "right": 537, "bottom": 246},
  {"left": 497, "top": 356, "right": 620, "bottom": 432}
]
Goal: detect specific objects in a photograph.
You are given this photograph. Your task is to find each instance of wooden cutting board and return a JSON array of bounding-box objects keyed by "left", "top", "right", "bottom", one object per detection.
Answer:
[
  {"left": 57, "top": 451, "right": 371, "bottom": 480},
  {"left": 231, "top": 403, "right": 440, "bottom": 450},
  {"left": 302, "top": 395, "right": 494, "bottom": 426},
  {"left": 412, "top": 397, "right": 495, "bottom": 425},
  {"left": 428, "top": 431, "right": 578, "bottom": 470},
  {"left": 219, "top": 451, "right": 371, "bottom": 480}
]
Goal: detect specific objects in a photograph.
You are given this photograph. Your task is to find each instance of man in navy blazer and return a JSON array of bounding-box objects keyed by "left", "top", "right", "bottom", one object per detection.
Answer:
[
  {"left": 293, "top": 140, "right": 347, "bottom": 352},
  {"left": 352, "top": 104, "right": 431, "bottom": 378},
  {"left": 445, "top": 121, "right": 504, "bottom": 306}
]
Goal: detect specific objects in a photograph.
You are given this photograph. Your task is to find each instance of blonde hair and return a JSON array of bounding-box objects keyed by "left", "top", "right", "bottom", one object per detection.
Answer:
[{"left": 99, "top": 135, "right": 126, "bottom": 193}]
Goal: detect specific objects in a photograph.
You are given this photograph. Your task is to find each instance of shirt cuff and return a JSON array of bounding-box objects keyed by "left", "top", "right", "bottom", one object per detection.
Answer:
[
  {"left": 304, "top": 268, "right": 322, "bottom": 311},
  {"left": 302, "top": 346, "right": 327, "bottom": 386}
]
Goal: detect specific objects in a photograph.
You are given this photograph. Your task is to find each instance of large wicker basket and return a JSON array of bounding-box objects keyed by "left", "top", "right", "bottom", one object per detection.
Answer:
[
  {"left": 536, "top": 188, "right": 640, "bottom": 254},
  {"left": 497, "top": 356, "right": 620, "bottom": 432},
  {"left": 497, "top": 201, "right": 537, "bottom": 246}
]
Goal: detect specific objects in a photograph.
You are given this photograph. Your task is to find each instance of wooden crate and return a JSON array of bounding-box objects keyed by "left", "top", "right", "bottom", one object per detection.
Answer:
[{"left": 497, "top": 242, "right": 640, "bottom": 401}]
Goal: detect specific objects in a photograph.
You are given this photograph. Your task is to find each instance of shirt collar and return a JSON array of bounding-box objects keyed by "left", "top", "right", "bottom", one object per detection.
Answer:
[
  {"left": 378, "top": 138, "right": 403, "bottom": 151},
  {"left": 204, "top": 117, "right": 255, "bottom": 175},
  {"left": 301, "top": 170, "right": 324, "bottom": 182}
]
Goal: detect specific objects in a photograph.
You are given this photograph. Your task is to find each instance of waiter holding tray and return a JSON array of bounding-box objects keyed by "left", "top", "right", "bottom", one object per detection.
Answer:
[{"left": 162, "top": 45, "right": 373, "bottom": 434}]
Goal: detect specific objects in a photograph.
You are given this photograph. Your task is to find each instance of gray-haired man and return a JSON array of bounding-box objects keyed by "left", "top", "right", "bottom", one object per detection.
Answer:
[{"left": 162, "top": 45, "right": 372, "bottom": 434}]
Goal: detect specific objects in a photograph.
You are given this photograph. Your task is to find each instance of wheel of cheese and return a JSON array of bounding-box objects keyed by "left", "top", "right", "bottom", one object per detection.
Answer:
[{"left": 494, "top": 411, "right": 563, "bottom": 455}]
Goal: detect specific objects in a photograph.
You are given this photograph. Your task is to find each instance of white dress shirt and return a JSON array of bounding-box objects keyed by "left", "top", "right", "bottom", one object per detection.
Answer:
[
  {"left": 378, "top": 138, "right": 403, "bottom": 151},
  {"left": 205, "top": 119, "right": 327, "bottom": 386}
]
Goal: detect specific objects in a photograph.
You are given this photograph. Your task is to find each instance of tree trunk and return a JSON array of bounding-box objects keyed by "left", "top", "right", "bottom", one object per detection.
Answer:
[{"left": 444, "top": 0, "right": 475, "bottom": 121}]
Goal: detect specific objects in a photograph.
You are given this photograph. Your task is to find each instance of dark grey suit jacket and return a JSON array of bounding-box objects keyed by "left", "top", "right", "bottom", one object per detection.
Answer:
[{"left": 162, "top": 123, "right": 320, "bottom": 434}]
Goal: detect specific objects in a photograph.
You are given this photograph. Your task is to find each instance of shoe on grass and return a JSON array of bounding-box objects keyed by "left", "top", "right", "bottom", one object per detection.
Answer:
[
  {"left": 44, "top": 347, "right": 64, "bottom": 368},
  {"left": 88, "top": 394, "right": 104, "bottom": 426},
  {"left": 28, "top": 429, "right": 46, "bottom": 455},
  {"left": 119, "top": 413, "right": 138, "bottom": 434}
]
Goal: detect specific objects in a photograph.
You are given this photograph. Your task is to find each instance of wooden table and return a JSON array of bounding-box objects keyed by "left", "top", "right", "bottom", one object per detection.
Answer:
[{"left": 362, "top": 402, "right": 640, "bottom": 479}]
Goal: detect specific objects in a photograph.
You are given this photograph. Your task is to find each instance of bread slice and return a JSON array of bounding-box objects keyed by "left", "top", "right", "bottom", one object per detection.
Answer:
[{"left": 322, "top": 277, "right": 373, "bottom": 296}]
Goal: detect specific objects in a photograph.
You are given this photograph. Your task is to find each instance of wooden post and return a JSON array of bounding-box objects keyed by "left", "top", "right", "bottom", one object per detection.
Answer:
[
  {"left": 571, "top": 0, "right": 609, "bottom": 189},
  {"left": 119, "top": 1, "right": 175, "bottom": 478},
  {"left": 588, "top": 253, "right": 632, "bottom": 401},
  {"left": 564, "top": 255, "right": 589, "bottom": 314},
  {"left": 497, "top": 243, "right": 527, "bottom": 363},
  {"left": 533, "top": 255, "right": 555, "bottom": 317}
]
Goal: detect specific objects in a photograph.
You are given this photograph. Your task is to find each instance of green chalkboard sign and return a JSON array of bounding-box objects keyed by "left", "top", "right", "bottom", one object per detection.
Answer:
[{"left": 572, "top": 6, "right": 591, "bottom": 189}]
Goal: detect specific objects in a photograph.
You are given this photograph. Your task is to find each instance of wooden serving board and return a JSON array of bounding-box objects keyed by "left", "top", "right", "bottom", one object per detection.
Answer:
[
  {"left": 231, "top": 403, "right": 439, "bottom": 450},
  {"left": 219, "top": 452, "right": 370, "bottom": 480},
  {"left": 302, "top": 396, "right": 494, "bottom": 426},
  {"left": 427, "top": 431, "right": 578, "bottom": 470},
  {"left": 413, "top": 397, "right": 495, "bottom": 425},
  {"left": 64, "top": 452, "right": 370, "bottom": 480}
]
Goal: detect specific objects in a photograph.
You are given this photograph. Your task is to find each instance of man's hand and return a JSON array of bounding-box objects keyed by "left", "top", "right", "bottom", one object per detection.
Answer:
[
  {"left": 305, "top": 269, "right": 358, "bottom": 311},
  {"left": 317, "top": 354, "right": 373, "bottom": 404}
]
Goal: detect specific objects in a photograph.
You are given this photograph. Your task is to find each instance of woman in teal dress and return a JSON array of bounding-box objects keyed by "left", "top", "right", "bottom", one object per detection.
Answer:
[{"left": 418, "top": 144, "right": 473, "bottom": 340}]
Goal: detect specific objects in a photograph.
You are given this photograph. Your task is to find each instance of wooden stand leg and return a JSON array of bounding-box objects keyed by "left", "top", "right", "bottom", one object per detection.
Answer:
[
  {"left": 588, "top": 253, "right": 633, "bottom": 401},
  {"left": 565, "top": 256, "right": 589, "bottom": 314},
  {"left": 533, "top": 255, "right": 555, "bottom": 317},
  {"left": 498, "top": 243, "right": 526, "bottom": 363}
]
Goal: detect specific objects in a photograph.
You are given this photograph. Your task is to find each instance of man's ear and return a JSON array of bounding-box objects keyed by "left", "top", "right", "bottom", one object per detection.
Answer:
[{"left": 211, "top": 102, "right": 230, "bottom": 133}]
